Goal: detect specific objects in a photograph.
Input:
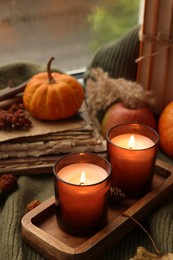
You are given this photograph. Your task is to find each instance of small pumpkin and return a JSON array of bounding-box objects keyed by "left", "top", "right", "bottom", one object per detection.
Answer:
[
  {"left": 23, "top": 57, "right": 84, "bottom": 120},
  {"left": 158, "top": 101, "right": 173, "bottom": 159}
]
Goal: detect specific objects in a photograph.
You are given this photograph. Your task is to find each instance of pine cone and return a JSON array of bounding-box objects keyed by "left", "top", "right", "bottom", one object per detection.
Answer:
[
  {"left": 108, "top": 186, "right": 126, "bottom": 206},
  {"left": 0, "top": 174, "right": 18, "bottom": 194},
  {"left": 0, "top": 174, "right": 18, "bottom": 203}
]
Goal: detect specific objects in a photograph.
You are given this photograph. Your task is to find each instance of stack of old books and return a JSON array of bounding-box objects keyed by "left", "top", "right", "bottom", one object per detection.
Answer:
[{"left": 0, "top": 102, "right": 106, "bottom": 174}]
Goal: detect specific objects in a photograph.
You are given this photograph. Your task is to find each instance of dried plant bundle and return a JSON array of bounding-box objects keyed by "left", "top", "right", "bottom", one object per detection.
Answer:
[{"left": 85, "top": 68, "right": 155, "bottom": 128}]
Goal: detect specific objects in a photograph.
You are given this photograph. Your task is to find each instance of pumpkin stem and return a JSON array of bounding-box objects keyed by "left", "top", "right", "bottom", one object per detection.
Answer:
[{"left": 47, "top": 57, "right": 56, "bottom": 83}]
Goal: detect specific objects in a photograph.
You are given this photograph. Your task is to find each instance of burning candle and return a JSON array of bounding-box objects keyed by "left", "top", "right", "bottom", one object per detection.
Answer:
[
  {"left": 53, "top": 152, "right": 111, "bottom": 236},
  {"left": 112, "top": 134, "right": 155, "bottom": 150},
  {"left": 107, "top": 124, "right": 159, "bottom": 197},
  {"left": 58, "top": 163, "right": 108, "bottom": 185}
]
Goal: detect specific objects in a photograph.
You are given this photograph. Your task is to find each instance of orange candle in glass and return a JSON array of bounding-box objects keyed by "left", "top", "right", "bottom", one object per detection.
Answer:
[
  {"left": 53, "top": 152, "right": 111, "bottom": 236},
  {"left": 107, "top": 124, "right": 159, "bottom": 197}
]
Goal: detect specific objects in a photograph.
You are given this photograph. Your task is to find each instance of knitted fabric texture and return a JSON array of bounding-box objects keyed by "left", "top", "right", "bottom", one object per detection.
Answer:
[
  {"left": 0, "top": 61, "right": 62, "bottom": 89},
  {"left": 84, "top": 25, "right": 140, "bottom": 82}
]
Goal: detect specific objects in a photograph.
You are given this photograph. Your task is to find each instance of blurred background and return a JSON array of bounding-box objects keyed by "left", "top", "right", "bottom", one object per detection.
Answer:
[{"left": 0, "top": 0, "right": 141, "bottom": 73}]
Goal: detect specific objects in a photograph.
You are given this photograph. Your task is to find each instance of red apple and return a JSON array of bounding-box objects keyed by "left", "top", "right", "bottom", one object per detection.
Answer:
[{"left": 101, "top": 102, "right": 157, "bottom": 138}]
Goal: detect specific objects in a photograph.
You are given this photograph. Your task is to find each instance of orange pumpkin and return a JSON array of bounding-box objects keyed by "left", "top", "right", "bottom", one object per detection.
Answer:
[
  {"left": 23, "top": 57, "right": 84, "bottom": 120},
  {"left": 158, "top": 101, "right": 173, "bottom": 159}
]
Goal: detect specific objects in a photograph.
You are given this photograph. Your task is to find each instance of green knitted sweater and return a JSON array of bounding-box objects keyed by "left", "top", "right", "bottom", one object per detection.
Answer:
[{"left": 84, "top": 25, "right": 140, "bottom": 82}]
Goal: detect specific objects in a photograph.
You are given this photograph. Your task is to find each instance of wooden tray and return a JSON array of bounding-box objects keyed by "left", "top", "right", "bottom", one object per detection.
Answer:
[{"left": 21, "top": 159, "right": 173, "bottom": 260}]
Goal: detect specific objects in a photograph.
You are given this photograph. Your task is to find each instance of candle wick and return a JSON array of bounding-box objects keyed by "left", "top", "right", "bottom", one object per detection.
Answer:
[
  {"left": 128, "top": 146, "right": 133, "bottom": 150},
  {"left": 79, "top": 182, "right": 84, "bottom": 185}
]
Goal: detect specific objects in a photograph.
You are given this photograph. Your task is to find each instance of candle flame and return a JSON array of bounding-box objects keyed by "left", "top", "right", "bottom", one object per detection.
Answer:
[
  {"left": 80, "top": 171, "right": 85, "bottom": 185},
  {"left": 128, "top": 135, "right": 135, "bottom": 150}
]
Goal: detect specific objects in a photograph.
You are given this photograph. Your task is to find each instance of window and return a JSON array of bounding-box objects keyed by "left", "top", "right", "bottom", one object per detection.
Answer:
[{"left": 0, "top": 0, "right": 140, "bottom": 73}]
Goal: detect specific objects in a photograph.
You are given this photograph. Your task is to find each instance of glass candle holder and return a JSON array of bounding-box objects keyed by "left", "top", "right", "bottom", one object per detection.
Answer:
[
  {"left": 107, "top": 123, "right": 159, "bottom": 197},
  {"left": 53, "top": 152, "right": 111, "bottom": 236}
]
